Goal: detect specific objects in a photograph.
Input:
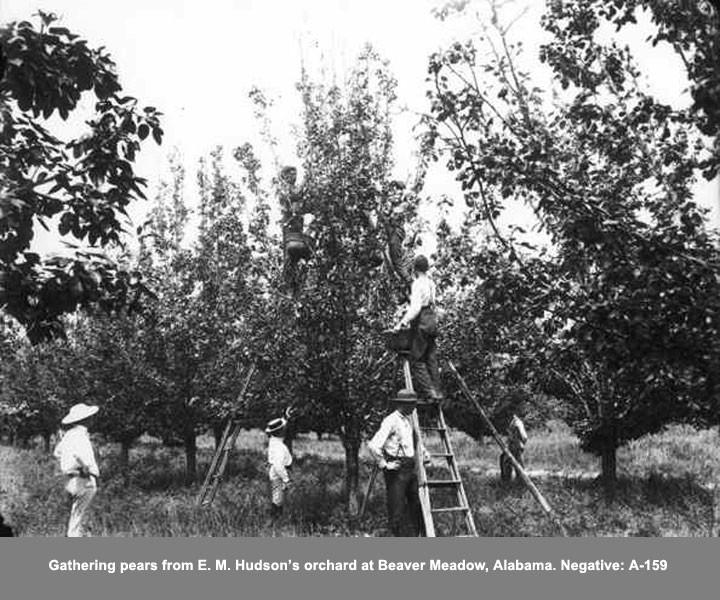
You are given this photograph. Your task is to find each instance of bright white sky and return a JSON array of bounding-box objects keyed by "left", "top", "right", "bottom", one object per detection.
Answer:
[{"left": 1, "top": 0, "right": 718, "bottom": 256}]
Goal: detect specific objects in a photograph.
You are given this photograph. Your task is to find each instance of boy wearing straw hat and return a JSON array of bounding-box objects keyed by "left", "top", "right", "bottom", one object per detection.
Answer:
[
  {"left": 265, "top": 417, "right": 292, "bottom": 519},
  {"left": 53, "top": 403, "right": 100, "bottom": 537}
]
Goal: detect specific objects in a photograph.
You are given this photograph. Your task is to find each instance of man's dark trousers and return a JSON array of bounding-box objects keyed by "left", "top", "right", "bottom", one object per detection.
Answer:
[
  {"left": 383, "top": 459, "right": 423, "bottom": 536},
  {"left": 408, "top": 321, "right": 440, "bottom": 398}
]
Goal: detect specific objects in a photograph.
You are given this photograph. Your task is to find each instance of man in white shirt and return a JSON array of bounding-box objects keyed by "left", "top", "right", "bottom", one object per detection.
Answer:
[
  {"left": 367, "top": 389, "right": 425, "bottom": 536},
  {"left": 53, "top": 403, "right": 100, "bottom": 537},
  {"left": 397, "top": 255, "right": 442, "bottom": 400},
  {"left": 266, "top": 417, "right": 293, "bottom": 520}
]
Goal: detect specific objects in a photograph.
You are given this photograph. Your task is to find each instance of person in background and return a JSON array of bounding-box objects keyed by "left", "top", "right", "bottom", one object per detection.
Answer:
[
  {"left": 367, "top": 389, "right": 427, "bottom": 536},
  {"left": 0, "top": 513, "right": 14, "bottom": 537},
  {"left": 500, "top": 413, "right": 528, "bottom": 483},
  {"left": 396, "top": 255, "right": 443, "bottom": 401},
  {"left": 53, "top": 403, "right": 100, "bottom": 537},
  {"left": 266, "top": 417, "right": 293, "bottom": 520}
]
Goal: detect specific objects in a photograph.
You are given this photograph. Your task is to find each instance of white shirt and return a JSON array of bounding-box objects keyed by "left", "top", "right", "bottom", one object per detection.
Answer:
[
  {"left": 53, "top": 425, "right": 99, "bottom": 478},
  {"left": 508, "top": 415, "right": 528, "bottom": 445},
  {"left": 400, "top": 273, "right": 436, "bottom": 327},
  {"left": 367, "top": 410, "right": 416, "bottom": 459},
  {"left": 267, "top": 436, "right": 292, "bottom": 482}
]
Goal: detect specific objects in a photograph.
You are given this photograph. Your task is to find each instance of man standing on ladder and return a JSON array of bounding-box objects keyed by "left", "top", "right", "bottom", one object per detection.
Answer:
[
  {"left": 395, "top": 255, "right": 443, "bottom": 401},
  {"left": 367, "top": 389, "right": 426, "bottom": 537}
]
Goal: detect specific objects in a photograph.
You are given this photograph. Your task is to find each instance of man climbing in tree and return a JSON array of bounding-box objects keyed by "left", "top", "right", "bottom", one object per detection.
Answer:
[
  {"left": 278, "top": 166, "right": 304, "bottom": 233},
  {"left": 278, "top": 165, "right": 312, "bottom": 292},
  {"left": 382, "top": 181, "right": 414, "bottom": 299}
]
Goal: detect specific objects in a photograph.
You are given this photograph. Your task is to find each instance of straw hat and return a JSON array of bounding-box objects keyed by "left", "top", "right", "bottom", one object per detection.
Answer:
[
  {"left": 265, "top": 417, "right": 287, "bottom": 435},
  {"left": 391, "top": 389, "right": 418, "bottom": 404},
  {"left": 61, "top": 403, "right": 99, "bottom": 425}
]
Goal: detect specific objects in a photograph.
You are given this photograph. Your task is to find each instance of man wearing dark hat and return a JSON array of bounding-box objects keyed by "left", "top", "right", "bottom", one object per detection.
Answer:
[
  {"left": 266, "top": 417, "right": 293, "bottom": 519},
  {"left": 53, "top": 403, "right": 100, "bottom": 537},
  {"left": 396, "top": 254, "right": 443, "bottom": 401},
  {"left": 367, "top": 389, "right": 425, "bottom": 536}
]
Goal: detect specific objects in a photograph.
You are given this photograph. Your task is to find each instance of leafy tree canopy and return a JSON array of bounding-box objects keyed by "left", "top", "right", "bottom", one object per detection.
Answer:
[{"left": 0, "top": 12, "right": 162, "bottom": 342}]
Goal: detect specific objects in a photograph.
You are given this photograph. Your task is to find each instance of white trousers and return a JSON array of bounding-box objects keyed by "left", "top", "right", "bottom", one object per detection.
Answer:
[
  {"left": 268, "top": 468, "right": 287, "bottom": 506},
  {"left": 65, "top": 476, "right": 97, "bottom": 537}
]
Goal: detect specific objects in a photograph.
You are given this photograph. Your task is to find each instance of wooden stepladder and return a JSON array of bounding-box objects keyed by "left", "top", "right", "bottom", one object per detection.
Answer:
[
  {"left": 358, "top": 355, "right": 477, "bottom": 536},
  {"left": 196, "top": 363, "right": 256, "bottom": 507},
  {"left": 404, "top": 360, "right": 478, "bottom": 538}
]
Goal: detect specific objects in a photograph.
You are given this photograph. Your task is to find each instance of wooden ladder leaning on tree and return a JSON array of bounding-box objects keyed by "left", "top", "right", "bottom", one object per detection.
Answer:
[
  {"left": 196, "top": 362, "right": 257, "bottom": 507},
  {"left": 444, "top": 360, "right": 567, "bottom": 537}
]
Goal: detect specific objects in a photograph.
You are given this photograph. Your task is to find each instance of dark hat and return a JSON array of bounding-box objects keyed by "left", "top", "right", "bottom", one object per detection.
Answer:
[
  {"left": 413, "top": 255, "right": 429, "bottom": 273},
  {"left": 391, "top": 389, "right": 418, "bottom": 404}
]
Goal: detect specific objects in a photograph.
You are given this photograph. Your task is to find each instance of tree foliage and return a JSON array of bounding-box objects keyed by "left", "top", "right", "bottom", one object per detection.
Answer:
[
  {"left": 541, "top": 0, "right": 720, "bottom": 177},
  {"left": 269, "top": 46, "right": 426, "bottom": 511},
  {"left": 0, "top": 12, "right": 162, "bottom": 342},
  {"left": 425, "top": 0, "right": 720, "bottom": 494}
]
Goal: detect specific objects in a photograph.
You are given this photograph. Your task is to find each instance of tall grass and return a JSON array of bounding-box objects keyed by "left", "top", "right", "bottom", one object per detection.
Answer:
[{"left": 1, "top": 424, "right": 718, "bottom": 537}]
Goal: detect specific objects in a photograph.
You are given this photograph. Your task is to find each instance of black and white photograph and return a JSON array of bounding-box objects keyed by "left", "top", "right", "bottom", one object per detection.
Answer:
[{"left": 1, "top": 0, "right": 720, "bottom": 540}]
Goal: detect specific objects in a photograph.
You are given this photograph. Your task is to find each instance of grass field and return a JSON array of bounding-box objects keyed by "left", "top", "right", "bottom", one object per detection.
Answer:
[{"left": 1, "top": 421, "right": 719, "bottom": 537}]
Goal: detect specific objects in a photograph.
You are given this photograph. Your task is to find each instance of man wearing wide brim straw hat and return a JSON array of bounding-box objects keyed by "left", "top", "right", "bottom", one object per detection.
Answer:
[
  {"left": 367, "top": 389, "right": 426, "bottom": 536},
  {"left": 265, "top": 417, "right": 292, "bottom": 520},
  {"left": 53, "top": 403, "right": 100, "bottom": 537}
]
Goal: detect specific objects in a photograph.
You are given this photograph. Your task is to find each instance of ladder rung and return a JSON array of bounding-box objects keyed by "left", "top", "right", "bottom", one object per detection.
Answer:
[
  {"left": 426, "top": 479, "right": 462, "bottom": 487},
  {"left": 431, "top": 506, "right": 469, "bottom": 514},
  {"left": 428, "top": 452, "right": 453, "bottom": 458},
  {"left": 421, "top": 427, "right": 446, "bottom": 432}
]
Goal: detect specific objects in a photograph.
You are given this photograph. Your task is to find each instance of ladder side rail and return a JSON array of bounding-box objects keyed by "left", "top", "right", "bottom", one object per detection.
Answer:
[
  {"left": 197, "top": 418, "right": 236, "bottom": 505},
  {"left": 205, "top": 421, "right": 244, "bottom": 505},
  {"left": 412, "top": 409, "right": 436, "bottom": 538},
  {"left": 197, "top": 362, "right": 258, "bottom": 507},
  {"left": 437, "top": 407, "right": 478, "bottom": 536},
  {"left": 436, "top": 408, "right": 461, "bottom": 482},
  {"left": 403, "top": 358, "right": 436, "bottom": 537}
]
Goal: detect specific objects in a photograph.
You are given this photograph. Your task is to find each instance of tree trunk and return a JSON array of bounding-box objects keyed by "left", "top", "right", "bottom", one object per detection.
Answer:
[
  {"left": 600, "top": 442, "right": 617, "bottom": 502},
  {"left": 184, "top": 431, "right": 197, "bottom": 485},
  {"left": 120, "top": 440, "right": 132, "bottom": 469},
  {"left": 213, "top": 424, "right": 224, "bottom": 450},
  {"left": 285, "top": 427, "right": 296, "bottom": 456},
  {"left": 42, "top": 432, "right": 51, "bottom": 453},
  {"left": 344, "top": 436, "right": 362, "bottom": 515}
]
